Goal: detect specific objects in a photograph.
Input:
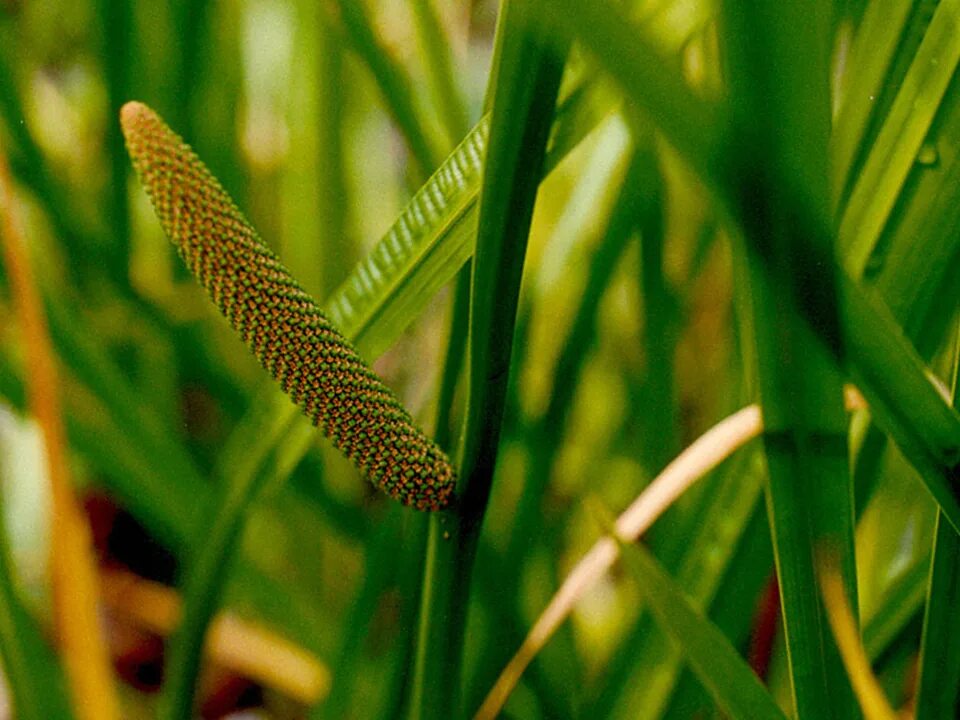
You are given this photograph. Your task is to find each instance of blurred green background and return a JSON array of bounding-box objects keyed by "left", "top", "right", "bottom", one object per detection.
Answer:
[{"left": 0, "top": 0, "right": 953, "bottom": 718}]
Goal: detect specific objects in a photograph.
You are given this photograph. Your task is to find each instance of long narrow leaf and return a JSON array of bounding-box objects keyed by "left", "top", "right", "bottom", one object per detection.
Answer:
[
  {"left": 862, "top": 556, "right": 928, "bottom": 660},
  {"left": 325, "top": 117, "right": 488, "bottom": 359},
  {"left": 96, "top": 0, "right": 134, "bottom": 287},
  {"left": 915, "top": 331, "right": 960, "bottom": 720},
  {"left": 0, "top": 525, "right": 74, "bottom": 720},
  {"left": 593, "top": 451, "right": 766, "bottom": 719},
  {"left": 410, "top": 3, "right": 568, "bottom": 716},
  {"left": 324, "top": 74, "right": 617, "bottom": 361},
  {"left": 542, "top": 0, "right": 960, "bottom": 536},
  {"left": 722, "top": 3, "right": 856, "bottom": 716},
  {"left": 830, "top": 0, "right": 913, "bottom": 204},
  {"left": 872, "top": 69, "right": 960, "bottom": 351},
  {"left": 43, "top": 295, "right": 205, "bottom": 549},
  {"left": 162, "top": 391, "right": 299, "bottom": 720},
  {"left": 0, "top": 39, "right": 99, "bottom": 290},
  {"left": 838, "top": 0, "right": 960, "bottom": 277},
  {"left": 411, "top": 0, "right": 471, "bottom": 144},
  {"left": 915, "top": 513, "right": 960, "bottom": 719},
  {"left": 329, "top": 0, "right": 444, "bottom": 176},
  {"left": 615, "top": 532, "right": 788, "bottom": 720}
]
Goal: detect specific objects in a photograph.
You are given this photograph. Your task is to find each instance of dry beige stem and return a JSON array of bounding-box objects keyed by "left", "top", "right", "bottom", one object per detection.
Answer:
[
  {"left": 100, "top": 569, "right": 331, "bottom": 704},
  {"left": 475, "top": 387, "right": 867, "bottom": 720},
  {"left": 0, "top": 141, "right": 119, "bottom": 719}
]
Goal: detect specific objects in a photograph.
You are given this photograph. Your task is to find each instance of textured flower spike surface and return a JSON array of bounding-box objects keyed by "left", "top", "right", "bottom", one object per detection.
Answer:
[{"left": 120, "top": 101, "right": 455, "bottom": 511}]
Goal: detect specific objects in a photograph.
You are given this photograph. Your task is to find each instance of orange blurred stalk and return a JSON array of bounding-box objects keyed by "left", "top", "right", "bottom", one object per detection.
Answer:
[
  {"left": 100, "top": 569, "right": 331, "bottom": 704},
  {"left": 0, "top": 143, "right": 120, "bottom": 720},
  {"left": 819, "top": 554, "right": 898, "bottom": 720}
]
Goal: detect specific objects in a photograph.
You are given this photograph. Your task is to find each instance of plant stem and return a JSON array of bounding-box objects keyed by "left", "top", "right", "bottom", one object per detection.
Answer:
[
  {"left": 434, "top": 264, "right": 472, "bottom": 451},
  {"left": 721, "top": 2, "right": 858, "bottom": 717},
  {"left": 407, "top": 2, "right": 567, "bottom": 716},
  {"left": 162, "top": 397, "right": 298, "bottom": 720},
  {"left": 330, "top": 0, "right": 444, "bottom": 178},
  {"left": 914, "top": 324, "right": 960, "bottom": 720},
  {"left": 475, "top": 145, "right": 653, "bottom": 706},
  {"left": 97, "top": 0, "right": 133, "bottom": 288},
  {"left": 411, "top": 0, "right": 472, "bottom": 146},
  {"left": 544, "top": 0, "right": 960, "bottom": 534}
]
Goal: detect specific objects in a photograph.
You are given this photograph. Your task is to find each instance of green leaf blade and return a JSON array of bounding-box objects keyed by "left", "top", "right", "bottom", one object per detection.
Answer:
[
  {"left": 617, "top": 535, "right": 788, "bottom": 720},
  {"left": 838, "top": 0, "right": 960, "bottom": 278}
]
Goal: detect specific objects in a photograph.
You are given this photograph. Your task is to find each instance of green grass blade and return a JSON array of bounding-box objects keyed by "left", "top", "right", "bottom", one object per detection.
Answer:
[
  {"left": 330, "top": 0, "right": 444, "bottom": 176},
  {"left": 915, "top": 513, "right": 960, "bottom": 719},
  {"left": 914, "top": 332, "right": 960, "bottom": 720},
  {"left": 0, "top": 512, "right": 75, "bottom": 720},
  {"left": 315, "top": 14, "right": 355, "bottom": 295},
  {"left": 539, "top": 0, "right": 727, "bottom": 184},
  {"left": 470, "top": 134, "right": 648, "bottom": 715},
  {"left": 790, "top": 39, "right": 960, "bottom": 674},
  {"left": 459, "top": 0, "right": 566, "bottom": 563},
  {"left": 839, "top": 282, "right": 960, "bottom": 529},
  {"left": 593, "top": 450, "right": 766, "bottom": 720},
  {"left": 324, "top": 76, "right": 614, "bottom": 361},
  {"left": 0, "top": 42, "right": 99, "bottom": 291},
  {"left": 468, "top": 542, "right": 577, "bottom": 718},
  {"left": 409, "top": 3, "right": 567, "bottom": 716},
  {"left": 541, "top": 0, "right": 960, "bottom": 535},
  {"left": 325, "top": 117, "right": 488, "bottom": 360},
  {"left": 848, "top": 55, "right": 960, "bottom": 672},
  {"left": 744, "top": 271, "right": 856, "bottom": 720},
  {"left": 96, "top": 0, "right": 134, "bottom": 287},
  {"left": 42, "top": 295, "right": 204, "bottom": 551},
  {"left": 614, "top": 531, "right": 788, "bottom": 720},
  {"left": 162, "top": 391, "right": 299, "bottom": 720},
  {"left": 721, "top": 2, "right": 857, "bottom": 716},
  {"left": 169, "top": 0, "right": 214, "bottom": 139},
  {"left": 830, "top": 0, "right": 913, "bottom": 205},
  {"left": 833, "top": 1, "right": 939, "bottom": 211},
  {"left": 313, "top": 506, "right": 409, "bottom": 719},
  {"left": 862, "top": 554, "right": 928, "bottom": 661},
  {"left": 374, "top": 513, "right": 431, "bottom": 720},
  {"left": 411, "top": 0, "right": 471, "bottom": 144},
  {"left": 872, "top": 68, "right": 960, "bottom": 351},
  {"left": 636, "top": 141, "right": 679, "bottom": 470},
  {"left": 660, "top": 501, "right": 777, "bottom": 719},
  {"left": 503, "top": 126, "right": 643, "bottom": 559},
  {"left": 432, "top": 263, "right": 471, "bottom": 451},
  {"left": 838, "top": 0, "right": 960, "bottom": 278}
]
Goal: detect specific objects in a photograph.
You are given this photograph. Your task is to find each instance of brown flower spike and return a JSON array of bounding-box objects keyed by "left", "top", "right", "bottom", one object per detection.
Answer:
[{"left": 120, "top": 101, "right": 455, "bottom": 511}]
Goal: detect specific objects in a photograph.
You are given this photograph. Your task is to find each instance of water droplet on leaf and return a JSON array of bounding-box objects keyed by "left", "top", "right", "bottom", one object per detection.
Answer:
[{"left": 916, "top": 143, "right": 939, "bottom": 167}]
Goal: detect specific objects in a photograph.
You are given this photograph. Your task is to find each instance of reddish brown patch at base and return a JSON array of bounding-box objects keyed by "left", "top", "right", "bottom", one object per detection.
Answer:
[
  {"left": 82, "top": 493, "right": 118, "bottom": 561},
  {"left": 199, "top": 670, "right": 262, "bottom": 719},
  {"left": 748, "top": 574, "right": 780, "bottom": 680},
  {"left": 113, "top": 630, "right": 165, "bottom": 693}
]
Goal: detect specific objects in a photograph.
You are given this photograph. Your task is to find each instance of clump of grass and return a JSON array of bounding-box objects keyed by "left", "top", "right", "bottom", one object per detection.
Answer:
[{"left": 4, "top": 1, "right": 960, "bottom": 718}]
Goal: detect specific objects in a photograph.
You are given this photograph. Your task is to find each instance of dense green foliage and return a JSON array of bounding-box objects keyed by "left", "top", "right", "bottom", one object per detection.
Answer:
[{"left": 0, "top": 0, "right": 959, "bottom": 718}]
